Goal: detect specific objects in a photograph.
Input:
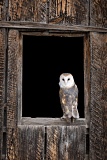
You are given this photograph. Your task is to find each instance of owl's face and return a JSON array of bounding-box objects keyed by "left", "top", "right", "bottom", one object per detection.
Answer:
[{"left": 59, "top": 73, "right": 75, "bottom": 88}]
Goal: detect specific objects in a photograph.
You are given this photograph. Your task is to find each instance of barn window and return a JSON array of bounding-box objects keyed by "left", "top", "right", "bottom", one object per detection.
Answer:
[{"left": 22, "top": 35, "right": 84, "bottom": 118}]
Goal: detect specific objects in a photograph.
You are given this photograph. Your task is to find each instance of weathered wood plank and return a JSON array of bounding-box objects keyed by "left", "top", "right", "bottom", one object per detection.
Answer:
[
  {"left": 8, "top": 0, "right": 47, "bottom": 22},
  {"left": 18, "top": 125, "right": 45, "bottom": 160},
  {"left": 90, "top": 32, "right": 107, "bottom": 160},
  {"left": 7, "top": 30, "right": 20, "bottom": 160},
  {"left": 67, "top": 126, "right": 86, "bottom": 160},
  {"left": 0, "top": 0, "right": 6, "bottom": 21},
  {"left": 0, "top": 29, "right": 5, "bottom": 160},
  {"left": 84, "top": 33, "right": 90, "bottom": 128},
  {"left": 8, "top": 0, "right": 89, "bottom": 25},
  {"left": 21, "top": 117, "right": 86, "bottom": 126},
  {"left": 59, "top": 126, "right": 68, "bottom": 160},
  {"left": 90, "top": 0, "right": 107, "bottom": 28},
  {"left": 49, "top": 0, "right": 89, "bottom": 26},
  {"left": 46, "top": 125, "right": 86, "bottom": 160},
  {"left": 46, "top": 126, "right": 61, "bottom": 160},
  {"left": 0, "top": 21, "right": 107, "bottom": 32}
]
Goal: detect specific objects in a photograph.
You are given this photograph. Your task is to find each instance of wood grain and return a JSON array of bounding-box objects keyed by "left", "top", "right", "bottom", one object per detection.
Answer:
[
  {"left": 46, "top": 125, "right": 86, "bottom": 160},
  {"left": 46, "top": 126, "right": 62, "bottom": 160},
  {"left": 0, "top": 1, "right": 107, "bottom": 159},
  {"left": 18, "top": 125, "right": 45, "bottom": 160},
  {"left": 90, "top": 32, "right": 107, "bottom": 160},
  {"left": 0, "top": 21, "right": 107, "bottom": 32},
  {"left": 0, "top": 0, "right": 6, "bottom": 21},
  {"left": 84, "top": 33, "right": 90, "bottom": 128},
  {"left": 90, "top": 0, "right": 107, "bottom": 28},
  {"left": 67, "top": 126, "right": 86, "bottom": 160},
  {"left": 8, "top": 0, "right": 89, "bottom": 25},
  {"left": 8, "top": 0, "right": 47, "bottom": 22},
  {"left": 21, "top": 117, "right": 86, "bottom": 126},
  {"left": 7, "top": 30, "right": 20, "bottom": 160},
  {"left": 0, "top": 29, "right": 5, "bottom": 160},
  {"left": 49, "top": 0, "right": 89, "bottom": 26}
]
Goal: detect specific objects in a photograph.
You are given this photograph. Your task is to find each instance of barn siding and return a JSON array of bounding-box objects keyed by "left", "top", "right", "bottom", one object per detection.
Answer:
[
  {"left": 49, "top": 0, "right": 89, "bottom": 25},
  {"left": 0, "top": 1, "right": 107, "bottom": 159},
  {"left": 17, "top": 125, "right": 86, "bottom": 160},
  {"left": 0, "top": 0, "right": 6, "bottom": 21},
  {"left": 8, "top": 0, "right": 89, "bottom": 26},
  {"left": 8, "top": 0, "right": 47, "bottom": 22},
  {"left": 0, "top": 29, "right": 5, "bottom": 160},
  {"left": 90, "top": 32, "right": 107, "bottom": 160},
  {"left": 90, "top": 0, "right": 107, "bottom": 28},
  {"left": 18, "top": 125, "right": 45, "bottom": 160},
  {"left": 7, "top": 30, "right": 20, "bottom": 160}
]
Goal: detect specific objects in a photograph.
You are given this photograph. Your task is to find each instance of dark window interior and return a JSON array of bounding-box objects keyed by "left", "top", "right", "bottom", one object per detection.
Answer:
[{"left": 23, "top": 35, "right": 84, "bottom": 118}]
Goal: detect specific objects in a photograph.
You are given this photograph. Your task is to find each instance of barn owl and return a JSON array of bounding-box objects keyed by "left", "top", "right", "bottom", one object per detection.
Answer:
[{"left": 59, "top": 73, "right": 79, "bottom": 122}]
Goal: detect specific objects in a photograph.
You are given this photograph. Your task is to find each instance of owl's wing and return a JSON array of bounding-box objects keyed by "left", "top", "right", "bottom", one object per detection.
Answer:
[
  {"left": 59, "top": 89, "right": 64, "bottom": 110},
  {"left": 72, "top": 85, "right": 79, "bottom": 118},
  {"left": 72, "top": 97, "right": 79, "bottom": 118},
  {"left": 59, "top": 89, "right": 69, "bottom": 116},
  {"left": 74, "top": 84, "right": 78, "bottom": 98}
]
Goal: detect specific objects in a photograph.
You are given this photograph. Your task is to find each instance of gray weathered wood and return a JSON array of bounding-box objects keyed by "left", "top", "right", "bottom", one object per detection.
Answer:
[
  {"left": 0, "top": 0, "right": 107, "bottom": 159},
  {"left": 49, "top": 0, "right": 89, "bottom": 26},
  {"left": 7, "top": 30, "right": 20, "bottom": 160},
  {"left": 8, "top": 0, "right": 47, "bottom": 22},
  {"left": 21, "top": 117, "right": 86, "bottom": 126},
  {"left": 46, "top": 125, "right": 86, "bottom": 160},
  {"left": 0, "top": 29, "right": 5, "bottom": 160},
  {"left": 0, "top": 0, "right": 6, "bottom": 21},
  {"left": 90, "top": 0, "right": 107, "bottom": 28},
  {"left": 90, "top": 32, "right": 107, "bottom": 160},
  {"left": 18, "top": 125, "right": 45, "bottom": 160},
  {"left": 59, "top": 126, "right": 68, "bottom": 160},
  {"left": 67, "top": 126, "right": 86, "bottom": 160},
  {"left": 46, "top": 126, "right": 61, "bottom": 160},
  {"left": 8, "top": 0, "right": 89, "bottom": 25},
  {"left": 0, "top": 22, "right": 107, "bottom": 32},
  {"left": 84, "top": 33, "right": 90, "bottom": 128}
]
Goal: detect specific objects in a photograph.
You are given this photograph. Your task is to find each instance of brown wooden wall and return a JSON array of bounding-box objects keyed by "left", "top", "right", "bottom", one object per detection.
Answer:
[
  {"left": 0, "top": 0, "right": 107, "bottom": 159},
  {"left": 0, "top": 0, "right": 6, "bottom": 21},
  {"left": 3, "top": 30, "right": 107, "bottom": 160},
  {"left": 90, "top": 32, "right": 107, "bottom": 160},
  {"left": 17, "top": 124, "right": 86, "bottom": 160},
  {"left": 90, "top": 0, "right": 107, "bottom": 27},
  {"left": 0, "top": 29, "right": 6, "bottom": 160},
  {"left": 8, "top": 0, "right": 89, "bottom": 25},
  {"left": 6, "top": 30, "right": 20, "bottom": 160},
  {"left": 0, "top": 0, "right": 107, "bottom": 28}
]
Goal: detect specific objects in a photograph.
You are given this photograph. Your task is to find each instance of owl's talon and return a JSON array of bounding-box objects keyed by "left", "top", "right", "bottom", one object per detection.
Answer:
[{"left": 60, "top": 116, "right": 66, "bottom": 120}]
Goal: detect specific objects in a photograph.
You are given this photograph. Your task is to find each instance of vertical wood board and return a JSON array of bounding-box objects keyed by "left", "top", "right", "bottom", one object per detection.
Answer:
[
  {"left": 90, "top": 0, "right": 107, "bottom": 27},
  {"left": 84, "top": 34, "right": 91, "bottom": 128},
  {"left": 46, "top": 125, "right": 86, "bottom": 160},
  {"left": 0, "top": 0, "right": 6, "bottom": 21},
  {"left": 18, "top": 125, "right": 45, "bottom": 160},
  {"left": 49, "top": 0, "right": 89, "bottom": 25},
  {"left": 90, "top": 32, "right": 107, "bottom": 160},
  {"left": 8, "top": 0, "right": 47, "bottom": 22},
  {"left": 7, "top": 30, "right": 20, "bottom": 160},
  {"left": 0, "top": 28, "right": 5, "bottom": 160},
  {"left": 67, "top": 126, "right": 86, "bottom": 160}
]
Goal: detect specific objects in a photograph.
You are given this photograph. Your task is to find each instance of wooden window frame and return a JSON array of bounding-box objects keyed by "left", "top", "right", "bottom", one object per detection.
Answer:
[{"left": 17, "top": 31, "right": 90, "bottom": 127}]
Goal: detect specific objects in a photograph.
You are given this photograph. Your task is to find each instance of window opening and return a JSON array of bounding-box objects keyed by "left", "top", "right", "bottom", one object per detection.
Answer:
[{"left": 23, "top": 36, "right": 84, "bottom": 118}]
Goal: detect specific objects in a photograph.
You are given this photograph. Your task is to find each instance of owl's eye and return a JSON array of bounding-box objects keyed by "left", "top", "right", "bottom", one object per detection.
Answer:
[
  {"left": 68, "top": 78, "right": 70, "bottom": 81},
  {"left": 62, "top": 78, "right": 65, "bottom": 81}
]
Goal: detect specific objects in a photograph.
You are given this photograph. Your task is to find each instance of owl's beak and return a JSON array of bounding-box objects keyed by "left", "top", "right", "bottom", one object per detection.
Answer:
[{"left": 64, "top": 80, "right": 67, "bottom": 85}]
